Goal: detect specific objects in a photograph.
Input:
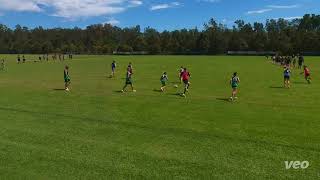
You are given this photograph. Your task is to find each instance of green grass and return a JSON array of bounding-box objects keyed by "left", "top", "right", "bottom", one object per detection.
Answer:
[{"left": 0, "top": 55, "right": 319, "bottom": 179}]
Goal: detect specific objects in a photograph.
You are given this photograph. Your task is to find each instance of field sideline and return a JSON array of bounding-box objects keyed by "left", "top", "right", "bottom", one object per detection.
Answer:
[{"left": 0, "top": 55, "right": 319, "bottom": 179}]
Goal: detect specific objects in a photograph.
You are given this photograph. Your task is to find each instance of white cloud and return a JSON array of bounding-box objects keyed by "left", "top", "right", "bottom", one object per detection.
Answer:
[
  {"left": 267, "top": 4, "right": 300, "bottom": 9},
  {"left": 247, "top": 9, "right": 272, "bottom": 14},
  {"left": 0, "top": 0, "right": 42, "bottom": 12},
  {"left": 129, "top": 0, "right": 143, "bottom": 7},
  {"left": 104, "top": 17, "right": 120, "bottom": 25},
  {"left": 0, "top": 0, "right": 143, "bottom": 19},
  {"left": 272, "top": 16, "right": 303, "bottom": 20},
  {"left": 150, "top": 2, "right": 181, "bottom": 11},
  {"left": 283, "top": 16, "right": 302, "bottom": 20}
]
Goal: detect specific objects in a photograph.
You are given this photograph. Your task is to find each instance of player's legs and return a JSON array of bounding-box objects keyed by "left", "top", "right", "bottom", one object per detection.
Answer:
[
  {"left": 306, "top": 75, "right": 311, "bottom": 84},
  {"left": 111, "top": 69, "right": 115, "bottom": 77},
  {"left": 122, "top": 84, "right": 127, "bottom": 92},
  {"left": 183, "top": 80, "right": 189, "bottom": 94},
  {"left": 160, "top": 82, "right": 166, "bottom": 92},
  {"left": 230, "top": 87, "right": 237, "bottom": 101},
  {"left": 65, "top": 81, "right": 70, "bottom": 91},
  {"left": 286, "top": 77, "right": 290, "bottom": 88}
]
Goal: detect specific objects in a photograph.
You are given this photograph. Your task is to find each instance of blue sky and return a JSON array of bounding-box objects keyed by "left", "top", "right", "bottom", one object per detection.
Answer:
[{"left": 0, "top": 0, "right": 319, "bottom": 31}]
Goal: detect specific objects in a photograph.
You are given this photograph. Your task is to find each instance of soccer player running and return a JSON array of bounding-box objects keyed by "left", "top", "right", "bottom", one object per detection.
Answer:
[
  {"left": 111, "top": 60, "right": 116, "bottom": 77},
  {"left": 160, "top": 72, "right": 168, "bottom": 92},
  {"left": 292, "top": 56, "right": 297, "bottom": 68},
  {"left": 0, "top": 59, "right": 5, "bottom": 71},
  {"left": 121, "top": 64, "right": 136, "bottom": 92},
  {"left": 230, "top": 72, "right": 240, "bottom": 101},
  {"left": 283, "top": 66, "right": 291, "bottom": 88},
  {"left": 181, "top": 68, "right": 191, "bottom": 97},
  {"left": 17, "top": 55, "right": 21, "bottom": 64},
  {"left": 301, "top": 65, "right": 311, "bottom": 84},
  {"left": 64, "top": 66, "right": 71, "bottom": 91},
  {"left": 179, "top": 66, "right": 184, "bottom": 83},
  {"left": 298, "top": 55, "right": 304, "bottom": 69}
]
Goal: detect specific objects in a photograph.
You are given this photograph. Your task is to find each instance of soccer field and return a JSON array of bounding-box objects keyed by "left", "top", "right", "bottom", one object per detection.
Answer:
[{"left": 0, "top": 55, "right": 319, "bottom": 179}]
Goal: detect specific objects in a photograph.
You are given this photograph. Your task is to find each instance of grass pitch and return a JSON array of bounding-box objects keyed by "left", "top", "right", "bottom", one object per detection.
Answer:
[{"left": 0, "top": 55, "right": 319, "bottom": 179}]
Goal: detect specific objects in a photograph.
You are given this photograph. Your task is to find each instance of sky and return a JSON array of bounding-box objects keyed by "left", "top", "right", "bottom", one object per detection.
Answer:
[{"left": 0, "top": 0, "right": 319, "bottom": 31}]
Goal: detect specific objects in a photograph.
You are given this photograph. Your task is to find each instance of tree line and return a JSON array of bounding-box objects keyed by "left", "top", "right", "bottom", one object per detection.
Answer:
[{"left": 0, "top": 14, "right": 320, "bottom": 55}]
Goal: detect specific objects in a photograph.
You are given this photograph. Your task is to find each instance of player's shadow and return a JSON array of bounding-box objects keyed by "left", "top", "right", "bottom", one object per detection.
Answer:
[
  {"left": 114, "top": 90, "right": 123, "bottom": 93},
  {"left": 269, "top": 86, "right": 284, "bottom": 89},
  {"left": 53, "top": 88, "right": 66, "bottom": 91},
  {"left": 170, "top": 82, "right": 181, "bottom": 85},
  {"left": 216, "top": 98, "right": 230, "bottom": 102},
  {"left": 169, "top": 93, "right": 185, "bottom": 97},
  {"left": 293, "top": 81, "right": 307, "bottom": 84},
  {"left": 153, "top": 89, "right": 163, "bottom": 92}
]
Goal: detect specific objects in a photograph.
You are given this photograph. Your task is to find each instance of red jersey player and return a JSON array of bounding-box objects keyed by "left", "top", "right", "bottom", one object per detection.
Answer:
[
  {"left": 301, "top": 65, "right": 311, "bottom": 84},
  {"left": 181, "top": 68, "right": 191, "bottom": 97}
]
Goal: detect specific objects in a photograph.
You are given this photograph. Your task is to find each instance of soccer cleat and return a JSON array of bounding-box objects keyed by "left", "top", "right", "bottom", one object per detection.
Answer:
[{"left": 121, "top": 90, "right": 124, "bottom": 93}]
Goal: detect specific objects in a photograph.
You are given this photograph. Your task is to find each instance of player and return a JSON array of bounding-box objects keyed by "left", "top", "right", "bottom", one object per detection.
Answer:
[
  {"left": 160, "top": 72, "right": 168, "bottom": 92},
  {"left": 17, "top": 55, "right": 21, "bottom": 63},
  {"left": 111, "top": 60, "right": 116, "bottom": 77},
  {"left": 230, "top": 72, "right": 240, "bottom": 101},
  {"left": 301, "top": 65, "right": 311, "bottom": 84},
  {"left": 64, "top": 66, "right": 71, "bottom": 91},
  {"left": 179, "top": 66, "right": 184, "bottom": 83},
  {"left": 292, "top": 56, "right": 297, "bottom": 68},
  {"left": 298, "top": 55, "right": 304, "bottom": 69},
  {"left": 127, "top": 62, "right": 133, "bottom": 73},
  {"left": 283, "top": 66, "right": 291, "bottom": 88},
  {"left": 181, "top": 68, "right": 191, "bottom": 97},
  {"left": 121, "top": 68, "right": 136, "bottom": 93},
  {"left": 0, "top": 59, "right": 5, "bottom": 71}
]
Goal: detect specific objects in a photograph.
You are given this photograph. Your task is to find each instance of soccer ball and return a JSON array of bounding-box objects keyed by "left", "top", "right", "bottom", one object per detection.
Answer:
[{"left": 174, "top": 84, "right": 178, "bottom": 88}]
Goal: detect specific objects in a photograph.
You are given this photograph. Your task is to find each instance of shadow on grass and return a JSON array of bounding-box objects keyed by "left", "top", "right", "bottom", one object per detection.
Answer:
[
  {"left": 269, "top": 86, "right": 284, "bottom": 89},
  {"left": 216, "top": 98, "right": 230, "bottom": 102},
  {"left": 170, "top": 81, "right": 181, "bottom": 85},
  {"left": 169, "top": 93, "right": 185, "bottom": 97},
  {"left": 113, "top": 90, "right": 123, "bottom": 93},
  {"left": 153, "top": 89, "right": 162, "bottom": 93},
  {"left": 293, "top": 81, "right": 307, "bottom": 84},
  {"left": 53, "top": 88, "right": 66, "bottom": 91}
]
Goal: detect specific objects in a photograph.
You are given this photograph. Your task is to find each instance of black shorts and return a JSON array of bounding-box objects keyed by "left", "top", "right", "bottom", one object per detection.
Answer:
[
  {"left": 284, "top": 76, "right": 290, "bottom": 80},
  {"left": 183, "top": 80, "right": 189, "bottom": 85},
  {"left": 126, "top": 78, "right": 133, "bottom": 85}
]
